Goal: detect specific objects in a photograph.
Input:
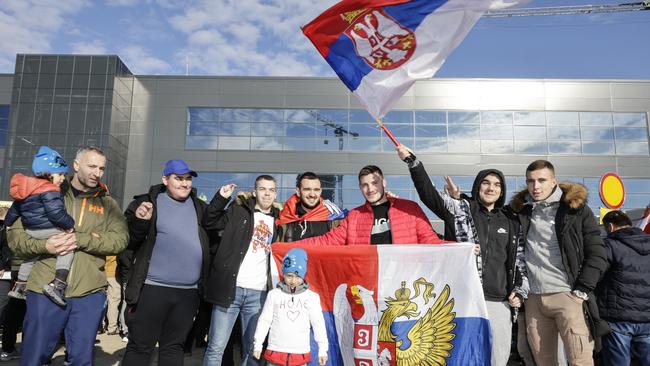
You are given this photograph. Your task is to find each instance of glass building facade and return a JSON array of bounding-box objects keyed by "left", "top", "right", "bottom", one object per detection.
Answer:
[
  {"left": 1, "top": 55, "right": 133, "bottom": 203},
  {"left": 0, "top": 55, "right": 648, "bottom": 226}
]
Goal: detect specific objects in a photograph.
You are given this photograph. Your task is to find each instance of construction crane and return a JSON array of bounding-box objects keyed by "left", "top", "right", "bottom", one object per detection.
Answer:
[{"left": 483, "top": 1, "right": 650, "bottom": 18}]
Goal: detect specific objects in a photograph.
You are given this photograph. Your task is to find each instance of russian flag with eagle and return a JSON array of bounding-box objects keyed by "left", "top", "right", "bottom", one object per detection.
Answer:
[{"left": 271, "top": 244, "right": 491, "bottom": 366}]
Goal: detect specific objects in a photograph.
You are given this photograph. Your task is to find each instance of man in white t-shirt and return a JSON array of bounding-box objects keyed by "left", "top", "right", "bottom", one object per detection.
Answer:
[{"left": 203, "top": 175, "right": 281, "bottom": 366}]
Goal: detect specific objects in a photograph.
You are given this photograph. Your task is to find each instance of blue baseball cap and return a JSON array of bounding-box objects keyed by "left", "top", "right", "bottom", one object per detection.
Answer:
[{"left": 162, "top": 159, "right": 197, "bottom": 177}]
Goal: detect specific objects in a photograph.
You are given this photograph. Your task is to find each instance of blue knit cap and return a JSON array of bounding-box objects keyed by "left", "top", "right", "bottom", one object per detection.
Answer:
[
  {"left": 282, "top": 248, "right": 308, "bottom": 279},
  {"left": 31, "top": 146, "right": 68, "bottom": 176}
]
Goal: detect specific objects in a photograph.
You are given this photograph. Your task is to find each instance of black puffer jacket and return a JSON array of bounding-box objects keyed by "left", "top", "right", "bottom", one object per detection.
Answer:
[
  {"left": 511, "top": 183, "right": 610, "bottom": 350},
  {"left": 409, "top": 162, "right": 523, "bottom": 302},
  {"left": 203, "top": 192, "right": 281, "bottom": 307},
  {"left": 596, "top": 227, "right": 650, "bottom": 322},
  {"left": 123, "top": 184, "right": 215, "bottom": 305}
]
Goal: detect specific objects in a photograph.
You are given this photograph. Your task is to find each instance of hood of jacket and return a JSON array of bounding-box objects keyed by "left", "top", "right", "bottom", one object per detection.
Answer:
[
  {"left": 9, "top": 173, "right": 60, "bottom": 200},
  {"left": 608, "top": 227, "right": 650, "bottom": 255},
  {"left": 463, "top": 169, "right": 507, "bottom": 209},
  {"left": 510, "top": 182, "right": 588, "bottom": 213}
]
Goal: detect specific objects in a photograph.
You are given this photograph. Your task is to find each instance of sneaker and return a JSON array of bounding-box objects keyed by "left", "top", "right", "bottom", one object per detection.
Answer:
[
  {"left": 7, "top": 281, "right": 27, "bottom": 300},
  {"left": 43, "top": 278, "right": 67, "bottom": 306},
  {"left": 0, "top": 350, "right": 19, "bottom": 362},
  {"left": 121, "top": 332, "right": 129, "bottom": 343}
]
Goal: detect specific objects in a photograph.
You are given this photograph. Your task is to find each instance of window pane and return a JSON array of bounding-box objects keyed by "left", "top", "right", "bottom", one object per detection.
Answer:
[
  {"left": 319, "top": 136, "right": 349, "bottom": 151},
  {"left": 448, "top": 111, "right": 479, "bottom": 125},
  {"left": 615, "top": 141, "right": 649, "bottom": 155},
  {"left": 251, "top": 123, "right": 284, "bottom": 136},
  {"left": 286, "top": 122, "right": 316, "bottom": 137},
  {"left": 481, "top": 140, "right": 514, "bottom": 153},
  {"left": 515, "top": 141, "right": 548, "bottom": 154},
  {"left": 251, "top": 136, "right": 283, "bottom": 150},
  {"left": 218, "top": 136, "right": 250, "bottom": 149},
  {"left": 624, "top": 194, "right": 650, "bottom": 209},
  {"left": 188, "top": 122, "right": 219, "bottom": 135},
  {"left": 383, "top": 111, "right": 413, "bottom": 124},
  {"left": 625, "top": 179, "right": 650, "bottom": 193},
  {"left": 284, "top": 137, "right": 317, "bottom": 151},
  {"left": 515, "top": 126, "right": 546, "bottom": 140},
  {"left": 515, "top": 111, "right": 546, "bottom": 125},
  {"left": 448, "top": 125, "right": 479, "bottom": 139},
  {"left": 186, "top": 136, "right": 218, "bottom": 149},
  {"left": 416, "top": 125, "right": 446, "bottom": 138},
  {"left": 220, "top": 122, "right": 250, "bottom": 136},
  {"left": 349, "top": 109, "right": 373, "bottom": 122},
  {"left": 415, "top": 138, "right": 446, "bottom": 152},
  {"left": 580, "top": 112, "right": 612, "bottom": 126},
  {"left": 549, "top": 141, "right": 581, "bottom": 154},
  {"left": 349, "top": 138, "right": 381, "bottom": 151},
  {"left": 582, "top": 141, "right": 614, "bottom": 155},
  {"left": 481, "top": 111, "right": 513, "bottom": 125},
  {"left": 613, "top": 112, "right": 647, "bottom": 127},
  {"left": 615, "top": 127, "right": 648, "bottom": 140},
  {"left": 315, "top": 109, "right": 348, "bottom": 124},
  {"left": 546, "top": 112, "right": 578, "bottom": 126},
  {"left": 250, "top": 109, "right": 283, "bottom": 122},
  {"left": 415, "top": 111, "right": 446, "bottom": 124},
  {"left": 317, "top": 123, "right": 352, "bottom": 137},
  {"left": 481, "top": 125, "right": 513, "bottom": 139},
  {"left": 581, "top": 127, "right": 614, "bottom": 140},
  {"left": 385, "top": 124, "right": 413, "bottom": 138},
  {"left": 349, "top": 123, "right": 381, "bottom": 138},
  {"left": 382, "top": 137, "right": 412, "bottom": 152},
  {"left": 448, "top": 140, "right": 480, "bottom": 153},
  {"left": 547, "top": 126, "right": 580, "bottom": 140},
  {"left": 286, "top": 109, "right": 315, "bottom": 123},
  {"left": 220, "top": 109, "right": 251, "bottom": 122}
]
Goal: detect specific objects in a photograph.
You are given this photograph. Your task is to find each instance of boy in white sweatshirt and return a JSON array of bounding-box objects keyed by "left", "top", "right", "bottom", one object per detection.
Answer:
[{"left": 253, "top": 248, "right": 328, "bottom": 366}]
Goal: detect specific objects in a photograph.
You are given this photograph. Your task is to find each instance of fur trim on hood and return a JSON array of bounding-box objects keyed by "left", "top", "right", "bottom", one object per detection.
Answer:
[{"left": 510, "top": 182, "right": 588, "bottom": 213}]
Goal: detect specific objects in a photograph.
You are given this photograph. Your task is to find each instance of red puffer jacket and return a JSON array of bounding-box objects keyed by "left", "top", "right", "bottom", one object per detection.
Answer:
[{"left": 296, "top": 197, "right": 445, "bottom": 245}]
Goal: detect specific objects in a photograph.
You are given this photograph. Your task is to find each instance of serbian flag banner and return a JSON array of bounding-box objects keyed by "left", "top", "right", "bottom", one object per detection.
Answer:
[
  {"left": 302, "top": 0, "right": 528, "bottom": 119},
  {"left": 271, "top": 243, "right": 490, "bottom": 366}
]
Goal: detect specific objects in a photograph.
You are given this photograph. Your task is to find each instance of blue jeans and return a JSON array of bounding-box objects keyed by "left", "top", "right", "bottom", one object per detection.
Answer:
[
  {"left": 203, "top": 287, "right": 267, "bottom": 366},
  {"left": 601, "top": 321, "right": 650, "bottom": 366}
]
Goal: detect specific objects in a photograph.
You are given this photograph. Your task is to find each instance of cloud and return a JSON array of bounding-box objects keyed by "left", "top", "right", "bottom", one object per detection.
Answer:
[
  {"left": 119, "top": 45, "right": 171, "bottom": 74},
  {"left": 71, "top": 40, "right": 108, "bottom": 54},
  {"left": 0, "top": 0, "right": 89, "bottom": 72},
  {"left": 167, "top": 0, "right": 338, "bottom": 76},
  {"left": 106, "top": 0, "right": 140, "bottom": 6}
]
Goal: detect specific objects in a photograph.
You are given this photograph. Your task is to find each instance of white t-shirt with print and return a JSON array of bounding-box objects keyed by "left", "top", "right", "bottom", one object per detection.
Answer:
[{"left": 236, "top": 211, "right": 275, "bottom": 290}]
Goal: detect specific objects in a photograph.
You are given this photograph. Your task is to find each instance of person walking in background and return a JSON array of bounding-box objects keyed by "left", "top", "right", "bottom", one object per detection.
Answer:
[
  {"left": 105, "top": 255, "right": 121, "bottom": 336},
  {"left": 597, "top": 210, "right": 650, "bottom": 366},
  {"left": 4, "top": 146, "right": 75, "bottom": 306}
]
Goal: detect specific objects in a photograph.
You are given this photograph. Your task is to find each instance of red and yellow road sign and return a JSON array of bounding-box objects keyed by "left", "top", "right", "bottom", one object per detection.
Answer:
[{"left": 599, "top": 172, "right": 625, "bottom": 209}]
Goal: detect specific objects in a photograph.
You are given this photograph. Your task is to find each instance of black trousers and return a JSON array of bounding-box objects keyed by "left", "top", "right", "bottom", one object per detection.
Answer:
[
  {"left": 122, "top": 284, "right": 199, "bottom": 366},
  {"left": 2, "top": 272, "right": 26, "bottom": 353}
]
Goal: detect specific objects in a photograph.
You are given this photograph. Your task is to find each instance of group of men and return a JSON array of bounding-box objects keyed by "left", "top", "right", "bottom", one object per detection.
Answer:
[{"left": 4, "top": 144, "right": 649, "bottom": 366}]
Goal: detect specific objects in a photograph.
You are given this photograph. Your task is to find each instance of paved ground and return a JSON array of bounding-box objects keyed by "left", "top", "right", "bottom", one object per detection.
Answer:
[{"left": 1, "top": 333, "right": 207, "bottom": 365}]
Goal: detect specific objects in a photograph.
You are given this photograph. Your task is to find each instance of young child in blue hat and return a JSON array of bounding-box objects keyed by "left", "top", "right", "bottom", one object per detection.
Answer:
[
  {"left": 253, "top": 248, "right": 328, "bottom": 366},
  {"left": 5, "top": 146, "right": 75, "bottom": 306}
]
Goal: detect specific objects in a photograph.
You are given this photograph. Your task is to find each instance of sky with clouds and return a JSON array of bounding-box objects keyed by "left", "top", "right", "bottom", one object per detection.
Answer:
[{"left": 1, "top": 0, "right": 649, "bottom": 79}]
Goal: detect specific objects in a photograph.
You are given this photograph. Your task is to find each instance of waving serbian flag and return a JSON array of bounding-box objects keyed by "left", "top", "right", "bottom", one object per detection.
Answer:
[
  {"left": 271, "top": 243, "right": 490, "bottom": 366},
  {"left": 302, "top": 0, "right": 528, "bottom": 119}
]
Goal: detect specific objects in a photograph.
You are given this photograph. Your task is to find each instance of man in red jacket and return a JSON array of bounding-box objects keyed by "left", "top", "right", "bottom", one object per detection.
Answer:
[{"left": 294, "top": 165, "right": 445, "bottom": 246}]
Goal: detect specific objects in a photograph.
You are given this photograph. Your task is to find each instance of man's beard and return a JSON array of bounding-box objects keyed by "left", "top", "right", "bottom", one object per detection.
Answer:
[{"left": 300, "top": 198, "right": 320, "bottom": 210}]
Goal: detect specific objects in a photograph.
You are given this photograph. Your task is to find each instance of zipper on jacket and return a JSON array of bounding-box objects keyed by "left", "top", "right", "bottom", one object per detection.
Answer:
[
  {"left": 78, "top": 198, "right": 88, "bottom": 228},
  {"left": 285, "top": 352, "right": 290, "bottom": 366},
  {"left": 483, "top": 215, "right": 490, "bottom": 282}
]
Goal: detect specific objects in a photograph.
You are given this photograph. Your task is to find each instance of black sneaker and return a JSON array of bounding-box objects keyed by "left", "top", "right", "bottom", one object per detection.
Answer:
[{"left": 43, "top": 278, "right": 67, "bottom": 306}]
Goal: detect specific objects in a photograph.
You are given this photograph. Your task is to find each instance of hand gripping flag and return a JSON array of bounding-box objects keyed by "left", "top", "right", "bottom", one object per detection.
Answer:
[
  {"left": 271, "top": 244, "right": 491, "bottom": 366},
  {"left": 302, "top": 0, "right": 528, "bottom": 120}
]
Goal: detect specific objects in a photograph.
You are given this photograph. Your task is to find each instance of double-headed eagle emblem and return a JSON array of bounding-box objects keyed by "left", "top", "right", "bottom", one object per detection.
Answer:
[{"left": 333, "top": 277, "right": 456, "bottom": 366}]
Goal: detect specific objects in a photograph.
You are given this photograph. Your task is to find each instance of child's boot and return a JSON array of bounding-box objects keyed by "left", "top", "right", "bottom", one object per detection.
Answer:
[
  {"left": 7, "top": 280, "right": 27, "bottom": 300},
  {"left": 43, "top": 278, "right": 68, "bottom": 306}
]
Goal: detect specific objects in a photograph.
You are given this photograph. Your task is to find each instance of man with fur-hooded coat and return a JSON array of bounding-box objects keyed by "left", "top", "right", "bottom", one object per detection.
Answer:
[{"left": 510, "top": 159, "right": 609, "bottom": 366}]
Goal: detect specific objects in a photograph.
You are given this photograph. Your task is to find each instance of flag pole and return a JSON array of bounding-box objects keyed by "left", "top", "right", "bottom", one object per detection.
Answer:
[{"left": 375, "top": 118, "right": 400, "bottom": 146}]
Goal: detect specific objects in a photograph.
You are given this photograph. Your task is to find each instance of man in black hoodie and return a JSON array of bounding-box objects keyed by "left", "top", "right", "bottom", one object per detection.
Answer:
[
  {"left": 597, "top": 210, "right": 650, "bottom": 366},
  {"left": 397, "top": 145, "right": 526, "bottom": 366}
]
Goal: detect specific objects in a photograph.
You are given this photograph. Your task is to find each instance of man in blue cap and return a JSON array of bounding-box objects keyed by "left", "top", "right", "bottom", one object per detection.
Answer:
[{"left": 121, "top": 159, "right": 217, "bottom": 366}]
